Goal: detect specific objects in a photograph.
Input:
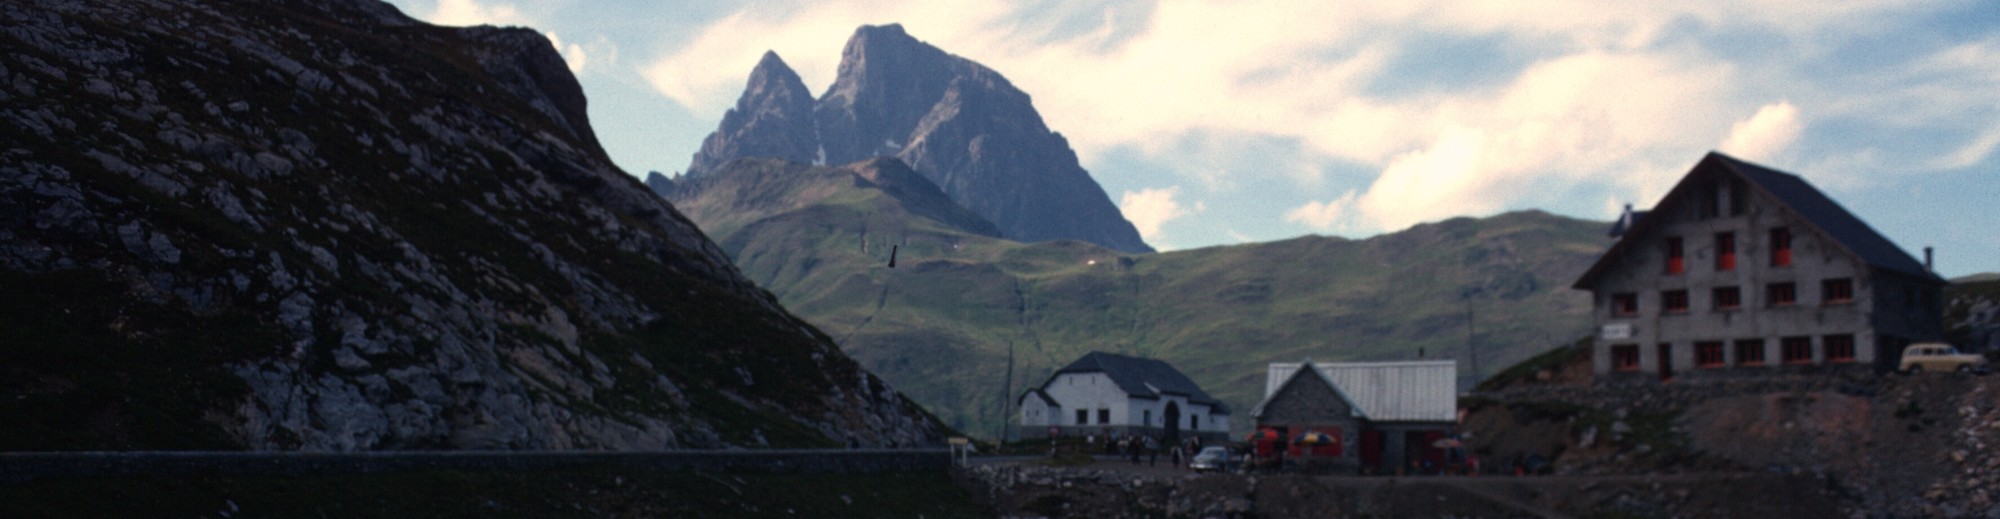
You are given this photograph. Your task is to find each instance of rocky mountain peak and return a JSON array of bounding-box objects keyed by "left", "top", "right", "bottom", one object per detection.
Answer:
[
  {"left": 684, "top": 24, "right": 1153, "bottom": 253},
  {"left": 682, "top": 50, "right": 818, "bottom": 179}
]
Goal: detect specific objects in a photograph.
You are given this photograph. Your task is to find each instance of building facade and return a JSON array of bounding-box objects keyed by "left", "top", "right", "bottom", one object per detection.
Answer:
[
  {"left": 1249, "top": 360, "right": 1458, "bottom": 474},
  {"left": 1573, "top": 152, "right": 1946, "bottom": 382},
  {"left": 1017, "top": 352, "right": 1231, "bottom": 441}
]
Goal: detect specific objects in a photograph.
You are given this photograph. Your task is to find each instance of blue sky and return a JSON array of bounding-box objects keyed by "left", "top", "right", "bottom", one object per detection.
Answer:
[{"left": 383, "top": 0, "right": 1998, "bottom": 278}]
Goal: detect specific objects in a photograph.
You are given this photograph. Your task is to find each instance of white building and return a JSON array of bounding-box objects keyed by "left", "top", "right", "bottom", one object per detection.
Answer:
[{"left": 1018, "top": 352, "right": 1231, "bottom": 441}]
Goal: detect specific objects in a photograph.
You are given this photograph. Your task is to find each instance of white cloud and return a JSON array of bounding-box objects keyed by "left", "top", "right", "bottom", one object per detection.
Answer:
[
  {"left": 542, "top": 32, "right": 614, "bottom": 75},
  {"left": 425, "top": 0, "right": 530, "bottom": 27},
  {"left": 546, "top": 32, "right": 586, "bottom": 73},
  {"left": 1283, "top": 191, "right": 1358, "bottom": 232},
  {"left": 1935, "top": 123, "right": 2000, "bottom": 170},
  {"left": 1719, "top": 102, "right": 1803, "bottom": 162},
  {"left": 1119, "top": 186, "right": 1192, "bottom": 240}
]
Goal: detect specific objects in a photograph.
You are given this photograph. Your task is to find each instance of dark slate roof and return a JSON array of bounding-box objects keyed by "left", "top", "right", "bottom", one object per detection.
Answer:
[
  {"left": 1717, "top": 154, "right": 1936, "bottom": 280},
  {"left": 1576, "top": 152, "right": 1943, "bottom": 288},
  {"left": 1019, "top": 389, "right": 1058, "bottom": 408},
  {"left": 1054, "top": 352, "right": 1229, "bottom": 414}
]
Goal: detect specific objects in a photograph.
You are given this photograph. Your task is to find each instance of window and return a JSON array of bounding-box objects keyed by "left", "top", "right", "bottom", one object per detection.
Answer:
[
  {"left": 1613, "top": 293, "right": 1638, "bottom": 317},
  {"left": 1826, "top": 334, "right": 1855, "bottom": 363},
  {"left": 1191, "top": 415, "right": 1199, "bottom": 431},
  {"left": 1715, "top": 232, "right": 1736, "bottom": 271},
  {"left": 1098, "top": 409, "right": 1110, "bottom": 424},
  {"left": 1698, "top": 182, "right": 1720, "bottom": 219},
  {"left": 1823, "top": 278, "right": 1853, "bottom": 304},
  {"left": 1735, "top": 339, "right": 1765, "bottom": 365},
  {"left": 1788, "top": 337, "right": 1817, "bottom": 363},
  {"left": 1729, "top": 178, "right": 1749, "bottom": 216},
  {"left": 1663, "top": 290, "right": 1689, "bottom": 314},
  {"left": 1713, "top": 286, "right": 1742, "bottom": 310},
  {"left": 1768, "top": 282, "right": 1797, "bottom": 306},
  {"left": 1665, "top": 237, "right": 1685, "bottom": 274},
  {"left": 1143, "top": 410, "right": 1152, "bottom": 426},
  {"left": 1770, "top": 228, "right": 1792, "bottom": 267},
  {"left": 1612, "top": 345, "right": 1640, "bottom": 372},
  {"left": 1076, "top": 409, "right": 1088, "bottom": 425},
  {"left": 1696, "top": 341, "right": 1726, "bottom": 368}
]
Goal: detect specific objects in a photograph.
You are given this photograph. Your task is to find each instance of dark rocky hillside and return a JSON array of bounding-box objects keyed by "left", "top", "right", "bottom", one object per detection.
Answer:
[
  {"left": 1946, "top": 274, "right": 1999, "bottom": 352},
  {"left": 676, "top": 24, "right": 1153, "bottom": 254},
  {"left": 671, "top": 158, "right": 1605, "bottom": 436},
  {"left": 0, "top": 0, "right": 947, "bottom": 450}
]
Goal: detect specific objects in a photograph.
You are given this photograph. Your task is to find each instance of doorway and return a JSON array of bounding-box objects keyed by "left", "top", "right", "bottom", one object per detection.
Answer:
[
  {"left": 1163, "top": 402, "right": 1181, "bottom": 441},
  {"left": 1657, "top": 343, "right": 1674, "bottom": 382}
]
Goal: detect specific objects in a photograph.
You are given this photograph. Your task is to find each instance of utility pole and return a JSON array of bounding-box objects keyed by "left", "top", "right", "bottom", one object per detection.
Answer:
[
  {"left": 997, "top": 340, "right": 1014, "bottom": 442},
  {"left": 1466, "top": 297, "right": 1479, "bottom": 388}
]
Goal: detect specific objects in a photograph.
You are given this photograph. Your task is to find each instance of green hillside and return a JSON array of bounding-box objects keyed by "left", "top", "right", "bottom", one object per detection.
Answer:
[{"left": 669, "top": 158, "right": 1608, "bottom": 437}]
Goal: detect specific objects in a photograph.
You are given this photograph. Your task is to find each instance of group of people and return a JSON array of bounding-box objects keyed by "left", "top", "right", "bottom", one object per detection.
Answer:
[{"left": 1084, "top": 432, "right": 1207, "bottom": 470}]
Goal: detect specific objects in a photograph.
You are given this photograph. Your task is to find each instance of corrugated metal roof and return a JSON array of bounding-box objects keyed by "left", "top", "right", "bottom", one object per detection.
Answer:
[{"left": 1263, "top": 361, "right": 1457, "bottom": 422}]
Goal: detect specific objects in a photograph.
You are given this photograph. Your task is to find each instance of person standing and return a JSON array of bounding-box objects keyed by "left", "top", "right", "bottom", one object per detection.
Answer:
[
  {"left": 1145, "top": 436, "right": 1158, "bottom": 466},
  {"left": 1170, "top": 442, "right": 1184, "bottom": 469}
]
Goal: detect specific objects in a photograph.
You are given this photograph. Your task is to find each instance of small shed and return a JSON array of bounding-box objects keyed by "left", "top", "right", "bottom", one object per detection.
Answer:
[{"left": 1250, "top": 360, "right": 1457, "bottom": 474}]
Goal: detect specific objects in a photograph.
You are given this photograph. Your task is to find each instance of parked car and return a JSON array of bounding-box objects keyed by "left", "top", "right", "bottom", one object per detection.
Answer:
[
  {"left": 1189, "top": 446, "right": 1232, "bottom": 472},
  {"left": 1900, "top": 343, "right": 1989, "bottom": 374}
]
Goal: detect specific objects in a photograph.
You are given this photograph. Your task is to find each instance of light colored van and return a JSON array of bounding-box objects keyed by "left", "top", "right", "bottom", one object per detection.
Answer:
[{"left": 1900, "top": 343, "right": 1988, "bottom": 374}]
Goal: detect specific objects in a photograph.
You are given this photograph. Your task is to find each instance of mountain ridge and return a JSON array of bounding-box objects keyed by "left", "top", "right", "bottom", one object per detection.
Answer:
[{"left": 673, "top": 158, "right": 1606, "bottom": 436}]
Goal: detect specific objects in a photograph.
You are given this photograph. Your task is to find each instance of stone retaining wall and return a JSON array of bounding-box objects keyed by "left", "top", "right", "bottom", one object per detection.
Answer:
[{"left": 0, "top": 449, "right": 949, "bottom": 483}]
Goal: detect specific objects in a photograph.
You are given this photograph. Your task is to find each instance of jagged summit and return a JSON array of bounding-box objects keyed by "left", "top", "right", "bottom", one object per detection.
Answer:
[
  {"left": 683, "top": 50, "right": 819, "bottom": 179},
  {"left": 680, "top": 24, "right": 1154, "bottom": 253}
]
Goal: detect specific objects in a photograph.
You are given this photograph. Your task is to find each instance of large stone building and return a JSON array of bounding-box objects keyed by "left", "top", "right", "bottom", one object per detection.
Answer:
[
  {"left": 1249, "top": 360, "right": 1457, "bottom": 474},
  {"left": 1573, "top": 152, "right": 1946, "bottom": 382},
  {"left": 1017, "top": 352, "right": 1231, "bottom": 441}
]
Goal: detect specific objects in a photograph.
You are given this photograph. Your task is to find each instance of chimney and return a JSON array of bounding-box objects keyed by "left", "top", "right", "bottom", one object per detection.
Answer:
[{"left": 1924, "top": 246, "right": 1934, "bottom": 272}]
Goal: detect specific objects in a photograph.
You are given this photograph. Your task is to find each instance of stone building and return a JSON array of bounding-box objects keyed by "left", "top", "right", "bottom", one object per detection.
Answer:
[
  {"left": 1573, "top": 152, "right": 1946, "bottom": 382},
  {"left": 1249, "top": 360, "right": 1457, "bottom": 474},
  {"left": 1017, "top": 352, "right": 1231, "bottom": 441}
]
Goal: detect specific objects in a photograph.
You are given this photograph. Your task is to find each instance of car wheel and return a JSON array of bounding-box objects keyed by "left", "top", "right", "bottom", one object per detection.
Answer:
[{"left": 1905, "top": 365, "right": 1922, "bottom": 374}]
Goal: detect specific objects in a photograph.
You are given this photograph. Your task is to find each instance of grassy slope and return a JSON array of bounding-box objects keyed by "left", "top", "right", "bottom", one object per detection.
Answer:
[{"left": 673, "top": 160, "right": 1607, "bottom": 437}]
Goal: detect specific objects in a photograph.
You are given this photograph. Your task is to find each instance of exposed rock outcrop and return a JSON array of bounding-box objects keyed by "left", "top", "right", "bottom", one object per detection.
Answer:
[
  {"left": 0, "top": 0, "right": 948, "bottom": 451},
  {"left": 683, "top": 51, "right": 819, "bottom": 179}
]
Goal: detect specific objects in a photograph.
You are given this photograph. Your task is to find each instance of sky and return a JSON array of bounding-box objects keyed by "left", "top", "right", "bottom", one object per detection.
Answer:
[{"left": 383, "top": 0, "right": 1997, "bottom": 278}]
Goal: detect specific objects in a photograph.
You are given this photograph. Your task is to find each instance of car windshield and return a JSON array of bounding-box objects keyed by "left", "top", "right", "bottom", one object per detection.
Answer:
[{"left": 1199, "top": 447, "right": 1227, "bottom": 456}]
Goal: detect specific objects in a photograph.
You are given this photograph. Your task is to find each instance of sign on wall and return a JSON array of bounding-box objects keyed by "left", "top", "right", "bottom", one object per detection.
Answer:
[{"left": 1601, "top": 323, "right": 1633, "bottom": 340}]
